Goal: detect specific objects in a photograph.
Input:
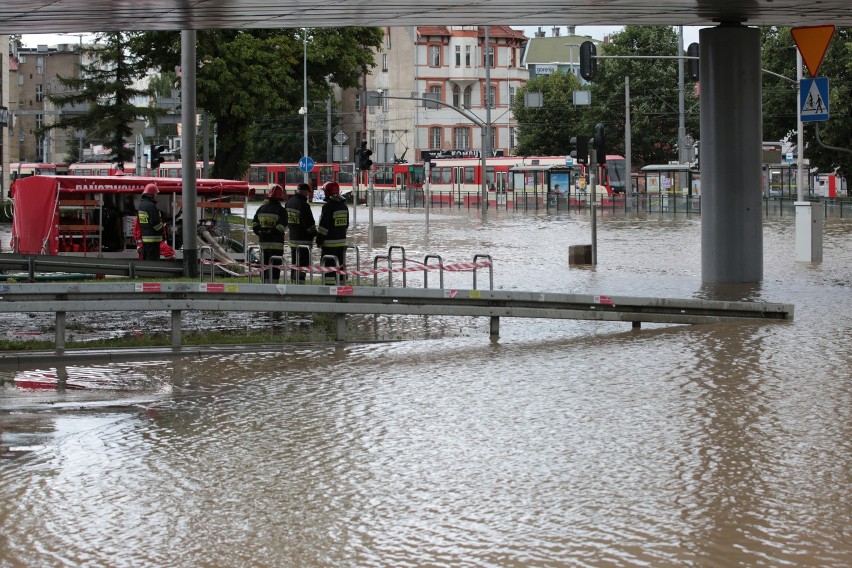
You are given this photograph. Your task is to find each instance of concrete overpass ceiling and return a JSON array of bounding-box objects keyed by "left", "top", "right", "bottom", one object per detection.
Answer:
[{"left": 1, "top": 1, "right": 850, "bottom": 35}]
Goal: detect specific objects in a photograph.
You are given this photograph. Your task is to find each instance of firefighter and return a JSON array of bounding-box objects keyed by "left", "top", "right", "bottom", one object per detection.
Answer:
[
  {"left": 315, "top": 181, "right": 350, "bottom": 285},
  {"left": 285, "top": 182, "right": 317, "bottom": 283},
  {"left": 252, "top": 184, "right": 288, "bottom": 283},
  {"left": 137, "top": 183, "right": 164, "bottom": 261}
]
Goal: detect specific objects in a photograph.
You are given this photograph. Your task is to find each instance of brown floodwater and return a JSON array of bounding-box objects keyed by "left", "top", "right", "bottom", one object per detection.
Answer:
[{"left": 1, "top": 208, "right": 850, "bottom": 567}]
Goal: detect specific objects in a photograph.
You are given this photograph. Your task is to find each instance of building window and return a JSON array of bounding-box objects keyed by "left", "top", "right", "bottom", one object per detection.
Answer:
[
  {"left": 429, "top": 45, "right": 441, "bottom": 67},
  {"left": 489, "top": 126, "right": 496, "bottom": 151},
  {"left": 382, "top": 94, "right": 389, "bottom": 112},
  {"left": 488, "top": 85, "right": 496, "bottom": 108},
  {"left": 429, "top": 85, "right": 442, "bottom": 104},
  {"left": 36, "top": 137, "right": 44, "bottom": 159},
  {"left": 430, "top": 126, "right": 441, "bottom": 149},
  {"left": 452, "top": 85, "right": 460, "bottom": 108},
  {"left": 455, "top": 46, "right": 461, "bottom": 67},
  {"left": 453, "top": 127, "right": 470, "bottom": 150},
  {"left": 511, "top": 48, "right": 516, "bottom": 68},
  {"left": 383, "top": 129, "right": 390, "bottom": 143},
  {"left": 465, "top": 45, "right": 471, "bottom": 67},
  {"left": 355, "top": 92, "right": 361, "bottom": 112},
  {"left": 385, "top": 27, "right": 391, "bottom": 49},
  {"left": 35, "top": 114, "right": 44, "bottom": 129},
  {"left": 35, "top": 84, "right": 44, "bottom": 102},
  {"left": 485, "top": 46, "right": 494, "bottom": 68},
  {"left": 382, "top": 53, "right": 388, "bottom": 72},
  {"left": 36, "top": 57, "right": 44, "bottom": 75},
  {"left": 509, "top": 127, "right": 516, "bottom": 149},
  {"left": 509, "top": 85, "right": 516, "bottom": 105},
  {"left": 463, "top": 86, "right": 472, "bottom": 109}
]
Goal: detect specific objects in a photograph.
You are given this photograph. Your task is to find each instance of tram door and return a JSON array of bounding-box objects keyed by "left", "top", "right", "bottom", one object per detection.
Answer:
[
  {"left": 453, "top": 166, "right": 465, "bottom": 203},
  {"left": 453, "top": 166, "right": 476, "bottom": 203}
]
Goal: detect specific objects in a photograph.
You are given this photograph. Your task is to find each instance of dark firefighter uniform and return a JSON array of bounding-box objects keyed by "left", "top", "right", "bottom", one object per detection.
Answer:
[
  {"left": 252, "top": 196, "right": 288, "bottom": 282},
  {"left": 316, "top": 196, "right": 349, "bottom": 285},
  {"left": 138, "top": 192, "right": 164, "bottom": 261},
  {"left": 285, "top": 185, "right": 317, "bottom": 283}
]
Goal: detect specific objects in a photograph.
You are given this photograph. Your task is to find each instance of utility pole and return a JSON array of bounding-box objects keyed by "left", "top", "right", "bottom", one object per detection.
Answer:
[{"left": 482, "top": 25, "right": 491, "bottom": 216}]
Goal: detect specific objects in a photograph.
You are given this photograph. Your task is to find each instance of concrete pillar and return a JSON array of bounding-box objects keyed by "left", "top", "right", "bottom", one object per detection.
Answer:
[{"left": 700, "top": 24, "right": 763, "bottom": 283}]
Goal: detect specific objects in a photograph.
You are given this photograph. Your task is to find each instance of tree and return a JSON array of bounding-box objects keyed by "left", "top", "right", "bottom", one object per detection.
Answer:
[
  {"left": 130, "top": 28, "right": 383, "bottom": 180},
  {"left": 511, "top": 71, "right": 586, "bottom": 156},
  {"left": 762, "top": 26, "right": 851, "bottom": 178},
  {"left": 581, "top": 26, "right": 700, "bottom": 167},
  {"left": 46, "top": 32, "right": 153, "bottom": 166}
]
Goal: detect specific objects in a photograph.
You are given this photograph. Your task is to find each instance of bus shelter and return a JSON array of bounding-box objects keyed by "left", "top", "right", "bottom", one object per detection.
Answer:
[{"left": 510, "top": 164, "right": 578, "bottom": 197}]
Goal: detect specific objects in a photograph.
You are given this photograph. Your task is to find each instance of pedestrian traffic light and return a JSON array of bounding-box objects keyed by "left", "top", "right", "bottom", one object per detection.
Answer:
[
  {"left": 150, "top": 144, "right": 167, "bottom": 169},
  {"left": 579, "top": 41, "right": 597, "bottom": 81},
  {"left": 593, "top": 123, "right": 606, "bottom": 164},
  {"left": 570, "top": 135, "right": 589, "bottom": 165},
  {"left": 358, "top": 142, "right": 373, "bottom": 170},
  {"left": 687, "top": 42, "right": 700, "bottom": 81}
]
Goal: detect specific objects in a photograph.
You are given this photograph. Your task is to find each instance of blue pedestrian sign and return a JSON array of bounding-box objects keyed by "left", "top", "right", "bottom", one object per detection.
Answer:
[
  {"left": 800, "top": 77, "right": 829, "bottom": 122},
  {"left": 298, "top": 156, "right": 315, "bottom": 172}
]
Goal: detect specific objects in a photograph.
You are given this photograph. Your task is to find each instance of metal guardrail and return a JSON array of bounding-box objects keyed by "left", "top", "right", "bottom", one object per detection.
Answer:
[
  {"left": 0, "top": 253, "right": 185, "bottom": 279},
  {"left": 0, "top": 281, "right": 794, "bottom": 354}
]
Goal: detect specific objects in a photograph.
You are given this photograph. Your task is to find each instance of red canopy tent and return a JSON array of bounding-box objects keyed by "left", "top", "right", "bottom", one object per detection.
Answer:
[{"left": 10, "top": 175, "right": 253, "bottom": 255}]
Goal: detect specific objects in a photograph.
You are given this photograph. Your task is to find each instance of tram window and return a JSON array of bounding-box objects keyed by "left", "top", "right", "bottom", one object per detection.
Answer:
[
  {"left": 318, "top": 166, "right": 334, "bottom": 184},
  {"left": 441, "top": 168, "right": 451, "bottom": 184},
  {"left": 464, "top": 167, "right": 475, "bottom": 184}
]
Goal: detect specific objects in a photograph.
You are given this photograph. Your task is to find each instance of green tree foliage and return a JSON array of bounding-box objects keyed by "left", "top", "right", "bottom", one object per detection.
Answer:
[
  {"left": 46, "top": 32, "right": 153, "bottom": 166},
  {"left": 762, "top": 26, "right": 851, "bottom": 177},
  {"left": 511, "top": 71, "right": 585, "bottom": 156},
  {"left": 130, "top": 28, "right": 383, "bottom": 180},
  {"left": 582, "top": 26, "right": 699, "bottom": 167}
]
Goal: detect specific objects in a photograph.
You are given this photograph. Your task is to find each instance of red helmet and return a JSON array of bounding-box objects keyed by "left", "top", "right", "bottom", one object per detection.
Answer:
[
  {"left": 323, "top": 181, "right": 340, "bottom": 197},
  {"left": 268, "top": 184, "right": 284, "bottom": 199},
  {"left": 143, "top": 183, "right": 159, "bottom": 195}
]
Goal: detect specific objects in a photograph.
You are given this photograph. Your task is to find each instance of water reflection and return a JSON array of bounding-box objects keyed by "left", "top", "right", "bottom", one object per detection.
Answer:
[{"left": 1, "top": 211, "right": 851, "bottom": 566}]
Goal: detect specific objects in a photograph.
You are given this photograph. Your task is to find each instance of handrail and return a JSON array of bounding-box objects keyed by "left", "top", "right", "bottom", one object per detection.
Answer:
[
  {"left": 387, "top": 245, "right": 406, "bottom": 287},
  {"left": 320, "top": 254, "right": 341, "bottom": 286},
  {"left": 295, "top": 244, "right": 313, "bottom": 284},
  {"left": 373, "top": 255, "right": 388, "bottom": 287},
  {"left": 268, "top": 255, "right": 287, "bottom": 284},
  {"left": 423, "top": 254, "right": 444, "bottom": 289},
  {"left": 472, "top": 253, "right": 493, "bottom": 290},
  {"left": 345, "top": 245, "right": 361, "bottom": 286},
  {"left": 245, "top": 245, "right": 261, "bottom": 283},
  {"left": 199, "top": 245, "right": 215, "bottom": 282}
]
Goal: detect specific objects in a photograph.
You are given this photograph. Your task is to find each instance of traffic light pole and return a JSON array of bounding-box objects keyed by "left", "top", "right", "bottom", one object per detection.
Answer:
[{"left": 589, "top": 149, "right": 598, "bottom": 265}]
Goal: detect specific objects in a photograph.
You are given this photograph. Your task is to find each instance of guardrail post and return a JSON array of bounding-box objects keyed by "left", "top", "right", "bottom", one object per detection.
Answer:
[
  {"left": 472, "top": 254, "right": 493, "bottom": 290},
  {"left": 55, "top": 311, "right": 66, "bottom": 352},
  {"left": 490, "top": 316, "right": 500, "bottom": 336},
  {"left": 336, "top": 314, "right": 346, "bottom": 341},
  {"left": 171, "top": 310, "right": 182, "bottom": 348}
]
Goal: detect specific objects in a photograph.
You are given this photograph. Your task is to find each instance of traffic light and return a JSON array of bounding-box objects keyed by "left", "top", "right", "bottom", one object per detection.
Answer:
[
  {"left": 687, "top": 42, "right": 700, "bottom": 81},
  {"left": 150, "top": 144, "right": 167, "bottom": 169},
  {"left": 358, "top": 141, "right": 373, "bottom": 170},
  {"left": 593, "top": 123, "right": 606, "bottom": 164},
  {"left": 421, "top": 150, "right": 434, "bottom": 168},
  {"left": 570, "top": 135, "right": 589, "bottom": 165},
  {"left": 579, "top": 41, "right": 597, "bottom": 81}
]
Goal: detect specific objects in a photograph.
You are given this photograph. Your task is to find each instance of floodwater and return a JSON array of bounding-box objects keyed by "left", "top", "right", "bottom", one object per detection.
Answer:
[{"left": 1, "top": 207, "right": 850, "bottom": 567}]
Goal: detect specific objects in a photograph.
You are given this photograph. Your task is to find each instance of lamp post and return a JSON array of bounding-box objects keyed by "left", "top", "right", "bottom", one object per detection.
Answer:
[{"left": 302, "top": 28, "right": 310, "bottom": 184}]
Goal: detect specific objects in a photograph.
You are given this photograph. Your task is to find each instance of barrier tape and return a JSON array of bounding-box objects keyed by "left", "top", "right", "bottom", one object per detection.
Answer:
[{"left": 199, "top": 258, "right": 492, "bottom": 277}]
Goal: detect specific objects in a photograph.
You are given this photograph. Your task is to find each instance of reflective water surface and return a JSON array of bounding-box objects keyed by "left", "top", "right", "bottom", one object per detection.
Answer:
[{"left": 2, "top": 209, "right": 851, "bottom": 567}]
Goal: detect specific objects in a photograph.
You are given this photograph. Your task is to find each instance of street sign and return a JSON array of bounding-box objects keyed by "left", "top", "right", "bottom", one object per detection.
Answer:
[
  {"left": 334, "top": 131, "right": 348, "bottom": 144},
  {"left": 565, "top": 156, "right": 574, "bottom": 166},
  {"left": 786, "top": 152, "right": 794, "bottom": 164},
  {"left": 298, "top": 156, "right": 315, "bottom": 172},
  {"left": 791, "top": 25, "right": 836, "bottom": 77},
  {"left": 800, "top": 77, "right": 830, "bottom": 122}
]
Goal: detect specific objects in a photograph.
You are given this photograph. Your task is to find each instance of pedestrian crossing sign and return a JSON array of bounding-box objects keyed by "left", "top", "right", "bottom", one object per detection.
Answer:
[{"left": 800, "top": 77, "right": 829, "bottom": 122}]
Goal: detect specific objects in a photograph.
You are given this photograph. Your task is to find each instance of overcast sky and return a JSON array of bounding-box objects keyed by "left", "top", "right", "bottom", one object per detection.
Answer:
[{"left": 19, "top": 25, "right": 703, "bottom": 49}]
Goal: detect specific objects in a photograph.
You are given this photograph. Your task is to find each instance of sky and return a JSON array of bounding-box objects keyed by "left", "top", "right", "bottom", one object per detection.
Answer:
[{"left": 19, "top": 25, "right": 704, "bottom": 49}]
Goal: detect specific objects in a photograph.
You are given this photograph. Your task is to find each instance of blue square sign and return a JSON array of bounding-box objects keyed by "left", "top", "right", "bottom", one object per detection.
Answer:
[{"left": 800, "top": 77, "right": 830, "bottom": 122}]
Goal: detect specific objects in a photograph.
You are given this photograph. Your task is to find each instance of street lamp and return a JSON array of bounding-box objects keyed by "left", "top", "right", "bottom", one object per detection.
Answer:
[{"left": 302, "top": 28, "right": 310, "bottom": 183}]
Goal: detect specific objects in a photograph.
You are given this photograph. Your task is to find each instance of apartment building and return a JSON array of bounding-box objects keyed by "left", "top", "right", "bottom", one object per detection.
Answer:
[{"left": 346, "top": 25, "right": 529, "bottom": 164}]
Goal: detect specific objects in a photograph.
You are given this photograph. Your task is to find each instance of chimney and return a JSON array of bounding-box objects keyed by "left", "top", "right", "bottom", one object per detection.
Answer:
[
  {"left": 552, "top": 26, "right": 561, "bottom": 37},
  {"left": 567, "top": 25, "right": 576, "bottom": 36},
  {"left": 535, "top": 27, "right": 545, "bottom": 38}
]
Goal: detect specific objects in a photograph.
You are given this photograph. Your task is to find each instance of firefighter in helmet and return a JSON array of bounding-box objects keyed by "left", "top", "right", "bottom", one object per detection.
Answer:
[
  {"left": 251, "top": 184, "right": 288, "bottom": 282},
  {"left": 315, "top": 181, "right": 350, "bottom": 285},
  {"left": 285, "top": 182, "right": 317, "bottom": 283},
  {"left": 137, "top": 183, "right": 164, "bottom": 260}
]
